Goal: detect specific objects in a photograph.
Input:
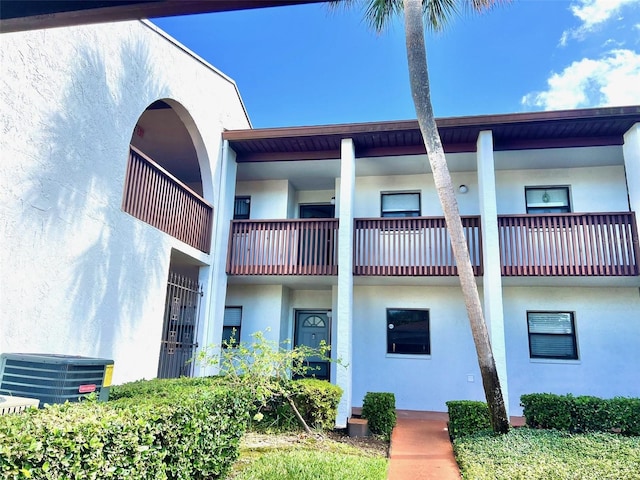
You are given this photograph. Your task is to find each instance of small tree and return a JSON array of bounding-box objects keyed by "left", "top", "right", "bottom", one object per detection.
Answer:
[{"left": 198, "top": 329, "right": 335, "bottom": 434}]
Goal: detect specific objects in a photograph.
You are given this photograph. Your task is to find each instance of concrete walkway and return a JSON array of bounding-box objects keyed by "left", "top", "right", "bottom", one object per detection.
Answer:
[
  {"left": 387, "top": 411, "right": 459, "bottom": 480},
  {"left": 387, "top": 410, "right": 526, "bottom": 480}
]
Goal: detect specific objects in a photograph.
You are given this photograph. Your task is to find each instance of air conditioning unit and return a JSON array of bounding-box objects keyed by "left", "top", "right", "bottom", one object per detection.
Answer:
[{"left": 0, "top": 353, "right": 114, "bottom": 407}]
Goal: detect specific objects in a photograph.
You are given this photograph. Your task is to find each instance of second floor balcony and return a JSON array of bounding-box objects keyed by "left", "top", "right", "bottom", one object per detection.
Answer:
[
  {"left": 226, "top": 212, "right": 639, "bottom": 278},
  {"left": 122, "top": 147, "right": 213, "bottom": 253}
]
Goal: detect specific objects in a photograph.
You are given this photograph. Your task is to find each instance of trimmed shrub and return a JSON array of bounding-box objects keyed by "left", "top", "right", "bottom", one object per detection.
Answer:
[
  {"left": 521, "top": 393, "right": 573, "bottom": 430},
  {"left": 361, "top": 392, "right": 396, "bottom": 439},
  {"left": 290, "top": 379, "right": 343, "bottom": 430},
  {"left": 250, "top": 378, "right": 343, "bottom": 432},
  {"left": 521, "top": 393, "right": 640, "bottom": 435},
  {"left": 109, "top": 376, "right": 223, "bottom": 400},
  {"left": 608, "top": 397, "right": 640, "bottom": 436},
  {"left": 446, "top": 400, "right": 491, "bottom": 439},
  {"left": 0, "top": 383, "right": 249, "bottom": 480}
]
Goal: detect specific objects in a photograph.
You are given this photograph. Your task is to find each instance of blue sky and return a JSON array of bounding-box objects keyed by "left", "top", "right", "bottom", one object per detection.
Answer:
[{"left": 152, "top": 0, "right": 640, "bottom": 128}]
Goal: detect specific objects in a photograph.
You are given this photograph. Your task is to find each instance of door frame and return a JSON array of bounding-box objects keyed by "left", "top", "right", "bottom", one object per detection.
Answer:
[{"left": 293, "top": 309, "right": 332, "bottom": 381}]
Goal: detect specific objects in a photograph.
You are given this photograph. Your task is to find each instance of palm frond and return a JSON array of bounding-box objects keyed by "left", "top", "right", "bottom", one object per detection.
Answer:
[{"left": 332, "top": 0, "right": 506, "bottom": 33}]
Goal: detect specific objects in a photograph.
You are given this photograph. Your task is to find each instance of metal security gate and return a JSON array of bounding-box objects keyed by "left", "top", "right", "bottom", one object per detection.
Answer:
[{"left": 157, "top": 272, "right": 203, "bottom": 379}]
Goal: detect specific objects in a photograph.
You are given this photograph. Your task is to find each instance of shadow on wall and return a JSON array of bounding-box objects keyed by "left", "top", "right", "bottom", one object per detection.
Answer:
[{"left": 22, "top": 38, "right": 168, "bottom": 363}]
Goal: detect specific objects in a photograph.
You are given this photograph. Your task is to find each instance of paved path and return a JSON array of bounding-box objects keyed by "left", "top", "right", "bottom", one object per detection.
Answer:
[
  {"left": 386, "top": 410, "right": 526, "bottom": 480},
  {"left": 387, "top": 411, "right": 459, "bottom": 480}
]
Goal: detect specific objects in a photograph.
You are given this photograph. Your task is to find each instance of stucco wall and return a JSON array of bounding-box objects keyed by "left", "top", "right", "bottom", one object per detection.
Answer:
[
  {"left": 496, "top": 166, "right": 628, "bottom": 214},
  {"left": 0, "top": 21, "right": 249, "bottom": 384},
  {"left": 235, "top": 180, "right": 291, "bottom": 219},
  {"left": 225, "top": 285, "right": 285, "bottom": 345},
  {"left": 504, "top": 286, "right": 640, "bottom": 414},
  {"left": 351, "top": 285, "right": 485, "bottom": 412}
]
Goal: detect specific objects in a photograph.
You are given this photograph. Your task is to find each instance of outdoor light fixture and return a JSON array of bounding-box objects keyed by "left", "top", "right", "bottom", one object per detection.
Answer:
[
  {"left": 330, "top": 196, "right": 335, "bottom": 205},
  {"left": 458, "top": 185, "right": 469, "bottom": 194}
]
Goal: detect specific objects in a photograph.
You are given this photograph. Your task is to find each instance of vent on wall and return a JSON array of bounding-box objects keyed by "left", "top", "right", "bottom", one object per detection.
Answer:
[{"left": 0, "top": 353, "right": 114, "bottom": 407}]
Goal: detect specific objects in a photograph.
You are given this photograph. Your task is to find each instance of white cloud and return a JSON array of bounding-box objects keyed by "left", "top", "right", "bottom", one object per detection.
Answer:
[
  {"left": 560, "top": 0, "right": 640, "bottom": 44},
  {"left": 521, "top": 49, "right": 640, "bottom": 110}
]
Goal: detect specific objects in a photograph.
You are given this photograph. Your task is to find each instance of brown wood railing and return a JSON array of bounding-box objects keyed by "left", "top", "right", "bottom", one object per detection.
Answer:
[
  {"left": 498, "top": 212, "right": 639, "bottom": 276},
  {"left": 227, "top": 219, "right": 339, "bottom": 275},
  {"left": 122, "top": 146, "right": 213, "bottom": 253},
  {"left": 353, "top": 216, "right": 483, "bottom": 276}
]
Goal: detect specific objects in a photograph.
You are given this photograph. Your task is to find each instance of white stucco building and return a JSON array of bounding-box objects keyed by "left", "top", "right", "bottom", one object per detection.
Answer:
[{"left": 1, "top": 20, "right": 639, "bottom": 426}]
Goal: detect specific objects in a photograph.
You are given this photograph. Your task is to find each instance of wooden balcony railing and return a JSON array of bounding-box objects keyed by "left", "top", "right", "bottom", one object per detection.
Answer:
[
  {"left": 498, "top": 212, "right": 639, "bottom": 276},
  {"left": 122, "top": 146, "right": 213, "bottom": 253},
  {"left": 227, "top": 219, "right": 339, "bottom": 275},
  {"left": 353, "top": 216, "right": 483, "bottom": 276}
]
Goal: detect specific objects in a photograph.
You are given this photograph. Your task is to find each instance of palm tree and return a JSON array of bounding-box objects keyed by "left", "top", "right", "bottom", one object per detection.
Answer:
[{"left": 336, "top": 0, "right": 510, "bottom": 433}]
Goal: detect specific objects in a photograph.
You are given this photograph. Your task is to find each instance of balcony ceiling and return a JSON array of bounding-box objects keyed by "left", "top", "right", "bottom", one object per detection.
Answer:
[
  {"left": 225, "top": 106, "right": 640, "bottom": 163},
  {"left": 233, "top": 106, "right": 638, "bottom": 190}
]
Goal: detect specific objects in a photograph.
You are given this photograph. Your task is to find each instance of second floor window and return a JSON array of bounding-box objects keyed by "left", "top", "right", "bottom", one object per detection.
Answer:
[
  {"left": 381, "top": 192, "right": 421, "bottom": 217},
  {"left": 525, "top": 186, "right": 570, "bottom": 214},
  {"left": 234, "top": 196, "right": 251, "bottom": 219}
]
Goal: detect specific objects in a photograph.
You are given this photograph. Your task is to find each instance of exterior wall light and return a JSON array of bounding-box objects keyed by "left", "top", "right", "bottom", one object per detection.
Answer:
[
  {"left": 458, "top": 185, "right": 469, "bottom": 194},
  {"left": 330, "top": 196, "right": 336, "bottom": 205}
]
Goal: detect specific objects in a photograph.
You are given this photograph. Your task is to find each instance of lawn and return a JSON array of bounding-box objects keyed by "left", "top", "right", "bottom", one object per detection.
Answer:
[
  {"left": 228, "top": 431, "right": 388, "bottom": 480},
  {"left": 454, "top": 428, "right": 640, "bottom": 480}
]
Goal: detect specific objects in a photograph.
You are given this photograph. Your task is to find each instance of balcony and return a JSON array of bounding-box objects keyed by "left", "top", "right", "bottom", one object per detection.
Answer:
[
  {"left": 498, "top": 212, "right": 639, "bottom": 276},
  {"left": 225, "top": 213, "right": 638, "bottom": 278},
  {"left": 227, "top": 219, "right": 339, "bottom": 275},
  {"left": 122, "top": 147, "right": 213, "bottom": 253},
  {"left": 354, "top": 216, "right": 483, "bottom": 276}
]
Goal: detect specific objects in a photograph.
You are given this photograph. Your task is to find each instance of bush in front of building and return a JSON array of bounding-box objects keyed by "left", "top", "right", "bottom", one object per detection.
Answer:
[
  {"left": 520, "top": 393, "right": 640, "bottom": 435},
  {"left": 0, "top": 385, "right": 249, "bottom": 480},
  {"left": 361, "top": 392, "right": 396, "bottom": 439},
  {"left": 446, "top": 400, "right": 492, "bottom": 439}
]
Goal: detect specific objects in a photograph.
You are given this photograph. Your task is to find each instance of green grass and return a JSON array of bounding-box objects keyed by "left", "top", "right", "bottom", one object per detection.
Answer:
[
  {"left": 229, "top": 433, "right": 388, "bottom": 480},
  {"left": 454, "top": 428, "right": 640, "bottom": 480}
]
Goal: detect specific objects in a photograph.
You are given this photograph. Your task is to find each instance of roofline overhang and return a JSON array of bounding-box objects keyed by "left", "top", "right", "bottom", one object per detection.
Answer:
[{"left": 223, "top": 105, "right": 640, "bottom": 162}]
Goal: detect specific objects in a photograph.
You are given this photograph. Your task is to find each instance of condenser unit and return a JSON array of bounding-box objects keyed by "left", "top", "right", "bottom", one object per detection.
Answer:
[{"left": 0, "top": 353, "right": 114, "bottom": 407}]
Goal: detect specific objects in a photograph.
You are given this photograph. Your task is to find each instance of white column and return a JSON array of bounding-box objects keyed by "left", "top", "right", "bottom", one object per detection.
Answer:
[
  {"left": 195, "top": 140, "right": 237, "bottom": 377},
  {"left": 623, "top": 123, "right": 640, "bottom": 237},
  {"left": 335, "top": 138, "right": 355, "bottom": 428},
  {"left": 477, "top": 130, "right": 510, "bottom": 414}
]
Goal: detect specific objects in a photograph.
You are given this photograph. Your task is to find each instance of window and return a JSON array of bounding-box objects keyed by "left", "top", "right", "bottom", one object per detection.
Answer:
[
  {"left": 381, "top": 192, "right": 421, "bottom": 217},
  {"left": 234, "top": 196, "right": 251, "bottom": 219},
  {"left": 525, "top": 187, "right": 570, "bottom": 214},
  {"left": 387, "top": 309, "right": 430, "bottom": 355},
  {"left": 527, "top": 311, "right": 578, "bottom": 360},
  {"left": 222, "top": 307, "right": 242, "bottom": 346}
]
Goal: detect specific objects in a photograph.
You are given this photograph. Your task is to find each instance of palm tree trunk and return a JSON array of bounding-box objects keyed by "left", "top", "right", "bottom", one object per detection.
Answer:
[{"left": 402, "top": 0, "right": 509, "bottom": 434}]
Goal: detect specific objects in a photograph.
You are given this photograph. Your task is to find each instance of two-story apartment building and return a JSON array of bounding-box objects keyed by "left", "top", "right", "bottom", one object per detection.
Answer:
[
  {"left": 1, "top": 19, "right": 638, "bottom": 425},
  {"left": 218, "top": 112, "right": 640, "bottom": 423}
]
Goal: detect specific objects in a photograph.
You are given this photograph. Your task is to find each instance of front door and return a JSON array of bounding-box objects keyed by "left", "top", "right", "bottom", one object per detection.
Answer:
[{"left": 294, "top": 310, "right": 331, "bottom": 380}]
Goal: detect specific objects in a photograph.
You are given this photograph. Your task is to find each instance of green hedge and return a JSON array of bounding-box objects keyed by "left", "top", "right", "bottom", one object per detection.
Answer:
[
  {"left": 520, "top": 393, "right": 640, "bottom": 435},
  {"left": 251, "top": 379, "right": 343, "bottom": 432},
  {"left": 446, "top": 400, "right": 491, "bottom": 439},
  {"left": 290, "top": 379, "right": 343, "bottom": 430},
  {"left": 361, "top": 392, "right": 396, "bottom": 439},
  {"left": 0, "top": 384, "right": 249, "bottom": 479},
  {"left": 109, "top": 376, "right": 223, "bottom": 400}
]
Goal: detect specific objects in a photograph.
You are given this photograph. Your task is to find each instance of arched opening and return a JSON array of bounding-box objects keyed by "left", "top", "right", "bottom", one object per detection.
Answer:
[
  {"left": 122, "top": 99, "right": 213, "bottom": 252},
  {"left": 130, "top": 100, "right": 203, "bottom": 196}
]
